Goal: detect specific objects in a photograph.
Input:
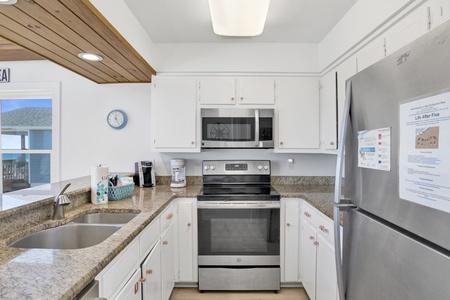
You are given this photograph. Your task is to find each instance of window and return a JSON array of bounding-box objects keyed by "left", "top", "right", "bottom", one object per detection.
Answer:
[{"left": 0, "top": 83, "right": 60, "bottom": 193}]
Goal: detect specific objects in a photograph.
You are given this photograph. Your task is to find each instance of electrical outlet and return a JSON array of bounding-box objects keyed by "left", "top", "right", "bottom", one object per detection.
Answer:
[{"left": 288, "top": 158, "right": 294, "bottom": 170}]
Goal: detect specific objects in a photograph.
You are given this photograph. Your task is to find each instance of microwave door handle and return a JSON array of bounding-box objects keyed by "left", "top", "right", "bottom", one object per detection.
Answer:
[{"left": 255, "top": 109, "right": 260, "bottom": 147}]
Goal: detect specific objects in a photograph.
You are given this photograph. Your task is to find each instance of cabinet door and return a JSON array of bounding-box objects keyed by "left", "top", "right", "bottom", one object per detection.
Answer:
[
  {"left": 177, "top": 198, "right": 198, "bottom": 282},
  {"left": 316, "top": 235, "right": 338, "bottom": 300},
  {"left": 276, "top": 78, "right": 320, "bottom": 150},
  {"left": 199, "top": 78, "right": 236, "bottom": 105},
  {"left": 237, "top": 78, "right": 275, "bottom": 105},
  {"left": 301, "top": 220, "right": 317, "bottom": 300},
  {"left": 114, "top": 268, "right": 142, "bottom": 300},
  {"left": 281, "top": 199, "right": 300, "bottom": 282},
  {"left": 161, "top": 222, "right": 175, "bottom": 300},
  {"left": 151, "top": 78, "right": 198, "bottom": 151},
  {"left": 319, "top": 72, "right": 338, "bottom": 150},
  {"left": 142, "top": 243, "right": 161, "bottom": 300},
  {"left": 356, "top": 35, "right": 385, "bottom": 73}
]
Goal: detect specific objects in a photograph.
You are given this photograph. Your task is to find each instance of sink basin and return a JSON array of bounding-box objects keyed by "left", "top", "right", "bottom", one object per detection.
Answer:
[
  {"left": 72, "top": 212, "right": 138, "bottom": 224},
  {"left": 9, "top": 224, "right": 121, "bottom": 249}
]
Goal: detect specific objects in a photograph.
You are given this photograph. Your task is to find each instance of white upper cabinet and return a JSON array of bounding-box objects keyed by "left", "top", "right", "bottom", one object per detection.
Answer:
[
  {"left": 319, "top": 71, "right": 337, "bottom": 151},
  {"left": 276, "top": 78, "right": 320, "bottom": 151},
  {"left": 199, "top": 77, "right": 275, "bottom": 105},
  {"left": 356, "top": 35, "right": 386, "bottom": 73},
  {"left": 151, "top": 77, "right": 199, "bottom": 152}
]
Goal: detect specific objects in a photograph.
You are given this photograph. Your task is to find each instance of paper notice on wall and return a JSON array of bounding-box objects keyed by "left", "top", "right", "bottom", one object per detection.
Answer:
[
  {"left": 399, "top": 92, "right": 450, "bottom": 213},
  {"left": 357, "top": 127, "right": 391, "bottom": 171}
]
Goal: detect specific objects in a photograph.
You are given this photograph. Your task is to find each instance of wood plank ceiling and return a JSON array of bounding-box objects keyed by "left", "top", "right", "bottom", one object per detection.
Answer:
[{"left": 0, "top": 0, "right": 156, "bottom": 84}]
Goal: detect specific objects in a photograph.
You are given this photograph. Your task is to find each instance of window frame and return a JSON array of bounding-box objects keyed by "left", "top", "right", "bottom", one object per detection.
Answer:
[{"left": 0, "top": 82, "right": 60, "bottom": 193}]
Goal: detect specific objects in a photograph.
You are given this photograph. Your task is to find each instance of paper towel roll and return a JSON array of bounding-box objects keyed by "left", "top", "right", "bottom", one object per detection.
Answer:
[{"left": 91, "top": 165, "right": 109, "bottom": 204}]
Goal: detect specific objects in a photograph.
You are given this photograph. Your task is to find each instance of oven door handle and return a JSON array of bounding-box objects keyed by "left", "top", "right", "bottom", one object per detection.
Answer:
[
  {"left": 197, "top": 201, "right": 280, "bottom": 209},
  {"left": 255, "top": 109, "right": 260, "bottom": 147}
]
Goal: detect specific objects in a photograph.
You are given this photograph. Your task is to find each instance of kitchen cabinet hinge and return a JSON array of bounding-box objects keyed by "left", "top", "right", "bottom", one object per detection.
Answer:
[
  {"left": 427, "top": 6, "right": 432, "bottom": 30},
  {"left": 383, "top": 37, "right": 387, "bottom": 57}
]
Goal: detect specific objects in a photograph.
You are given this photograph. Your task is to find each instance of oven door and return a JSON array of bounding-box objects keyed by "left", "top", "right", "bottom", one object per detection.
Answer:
[{"left": 197, "top": 201, "right": 280, "bottom": 266}]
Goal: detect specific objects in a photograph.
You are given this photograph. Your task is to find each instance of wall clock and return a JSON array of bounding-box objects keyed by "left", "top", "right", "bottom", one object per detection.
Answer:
[{"left": 107, "top": 109, "right": 128, "bottom": 129}]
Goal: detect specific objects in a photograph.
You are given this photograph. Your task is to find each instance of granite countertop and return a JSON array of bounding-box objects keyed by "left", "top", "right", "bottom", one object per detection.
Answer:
[{"left": 0, "top": 177, "right": 338, "bottom": 300}]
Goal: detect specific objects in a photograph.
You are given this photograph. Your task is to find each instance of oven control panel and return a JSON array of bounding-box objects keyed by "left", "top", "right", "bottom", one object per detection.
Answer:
[{"left": 202, "top": 160, "right": 271, "bottom": 175}]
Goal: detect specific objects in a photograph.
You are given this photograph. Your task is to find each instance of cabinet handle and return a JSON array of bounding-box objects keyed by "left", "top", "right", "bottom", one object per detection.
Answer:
[
  {"left": 166, "top": 213, "right": 173, "bottom": 220},
  {"left": 146, "top": 269, "right": 153, "bottom": 275},
  {"left": 280, "top": 141, "right": 284, "bottom": 146},
  {"left": 309, "top": 236, "right": 315, "bottom": 240},
  {"left": 330, "top": 141, "right": 335, "bottom": 145},
  {"left": 286, "top": 223, "right": 291, "bottom": 227},
  {"left": 187, "top": 223, "right": 192, "bottom": 227},
  {"left": 163, "top": 240, "right": 168, "bottom": 245},
  {"left": 139, "top": 278, "right": 146, "bottom": 283},
  {"left": 319, "top": 225, "right": 329, "bottom": 234},
  {"left": 191, "top": 141, "right": 195, "bottom": 145},
  {"left": 314, "top": 241, "right": 319, "bottom": 246},
  {"left": 240, "top": 96, "right": 244, "bottom": 101},
  {"left": 231, "top": 97, "right": 235, "bottom": 101},
  {"left": 304, "top": 212, "right": 311, "bottom": 218}
]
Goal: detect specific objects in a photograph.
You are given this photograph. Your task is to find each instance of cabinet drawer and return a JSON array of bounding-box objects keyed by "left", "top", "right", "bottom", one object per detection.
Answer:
[
  {"left": 113, "top": 268, "right": 142, "bottom": 300},
  {"left": 317, "top": 213, "right": 334, "bottom": 245},
  {"left": 139, "top": 218, "right": 160, "bottom": 258},
  {"left": 301, "top": 201, "right": 317, "bottom": 227},
  {"left": 160, "top": 203, "right": 175, "bottom": 232},
  {"left": 100, "top": 241, "right": 139, "bottom": 299}
]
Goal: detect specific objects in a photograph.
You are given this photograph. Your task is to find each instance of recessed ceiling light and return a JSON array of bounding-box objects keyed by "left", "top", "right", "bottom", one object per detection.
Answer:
[
  {"left": 0, "top": 0, "right": 18, "bottom": 4},
  {"left": 78, "top": 53, "right": 103, "bottom": 62}
]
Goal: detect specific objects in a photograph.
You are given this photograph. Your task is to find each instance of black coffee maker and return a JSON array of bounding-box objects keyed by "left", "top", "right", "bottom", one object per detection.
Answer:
[{"left": 134, "top": 161, "right": 156, "bottom": 187}]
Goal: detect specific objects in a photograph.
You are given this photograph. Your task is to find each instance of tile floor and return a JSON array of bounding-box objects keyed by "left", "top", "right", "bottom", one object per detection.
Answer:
[{"left": 170, "top": 287, "right": 310, "bottom": 300}]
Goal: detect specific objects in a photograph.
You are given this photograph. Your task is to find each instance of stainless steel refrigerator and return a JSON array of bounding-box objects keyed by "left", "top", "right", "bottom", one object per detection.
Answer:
[{"left": 334, "top": 20, "right": 450, "bottom": 300}]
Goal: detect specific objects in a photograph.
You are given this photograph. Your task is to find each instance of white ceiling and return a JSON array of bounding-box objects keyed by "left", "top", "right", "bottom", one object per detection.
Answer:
[{"left": 124, "top": 0, "right": 358, "bottom": 43}]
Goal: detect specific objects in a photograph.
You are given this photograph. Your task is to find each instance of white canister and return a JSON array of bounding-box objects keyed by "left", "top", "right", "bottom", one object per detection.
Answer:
[{"left": 91, "top": 165, "right": 109, "bottom": 204}]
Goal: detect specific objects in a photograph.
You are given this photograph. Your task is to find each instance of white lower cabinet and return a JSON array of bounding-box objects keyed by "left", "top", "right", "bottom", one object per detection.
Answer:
[
  {"left": 141, "top": 243, "right": 162, "bottom": 300},
  {"left": 161, "top": 221, "right": 175, "bottom": 300},
  {"left": 280, "top": 198, "right": 301, "bottom": 283},
  {"left": 114, "top": 268, "right": 142, "bottom": 300},
  {"left": 176, "top": 198, "right": 198, "bottom": 283},
  {"left": 300, "top": 201, "right": 341, "bottom": 300}
]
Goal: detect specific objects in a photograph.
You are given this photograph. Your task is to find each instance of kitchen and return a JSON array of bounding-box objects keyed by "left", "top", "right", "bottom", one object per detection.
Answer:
[{"left": 1, "top": 0, "right": 450, "bottom": 299}]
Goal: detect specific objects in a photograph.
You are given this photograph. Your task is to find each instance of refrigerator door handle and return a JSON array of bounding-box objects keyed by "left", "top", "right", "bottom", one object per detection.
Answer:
[{"left": 334, "top": 80, "right": 352, "bottom": 300}]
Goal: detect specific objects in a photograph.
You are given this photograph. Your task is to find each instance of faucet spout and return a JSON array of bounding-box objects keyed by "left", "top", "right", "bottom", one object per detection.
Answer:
[{"left": 53, "top": 183, "right": 71, "bottom": 220}]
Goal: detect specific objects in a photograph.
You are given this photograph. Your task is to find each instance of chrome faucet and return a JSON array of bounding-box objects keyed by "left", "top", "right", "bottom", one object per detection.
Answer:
[{"left": 53, "top": 183, "right": 71, "bottom": 220}]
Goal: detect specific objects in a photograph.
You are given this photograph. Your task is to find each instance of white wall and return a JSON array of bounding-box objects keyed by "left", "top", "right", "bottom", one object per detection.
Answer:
[{"left": 1, "top": 60, "right": 337, "bottom": 179}]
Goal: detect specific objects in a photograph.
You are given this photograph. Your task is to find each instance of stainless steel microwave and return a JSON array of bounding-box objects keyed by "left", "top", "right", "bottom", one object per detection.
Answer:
[{"left": 201, "top": 108, "right": 274, "bottom": 149}]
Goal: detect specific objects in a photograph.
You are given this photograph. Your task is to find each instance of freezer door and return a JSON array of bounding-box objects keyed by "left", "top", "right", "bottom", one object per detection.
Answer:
[
  {"left": 344, "top": 210, "right": 450, "bottom": 300},
  {"left": 345, "top": 20, "right": 450, "bottom": 251}
]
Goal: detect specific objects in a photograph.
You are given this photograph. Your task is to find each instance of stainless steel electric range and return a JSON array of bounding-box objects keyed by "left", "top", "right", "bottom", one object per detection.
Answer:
[{"left": 197, "top": 160, "right": 281, "bottom": 291}]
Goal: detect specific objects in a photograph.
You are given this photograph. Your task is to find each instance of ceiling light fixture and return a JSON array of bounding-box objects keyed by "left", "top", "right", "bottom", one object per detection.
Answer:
[
  {"left": 208, "top": 0, "right": 270, "bottom": 37},
  {"left": 0, "top": 0, "right": 18, "bottom": 4},
  {"left": 78, "top": 53, "right": 103, "bottom": 62}
]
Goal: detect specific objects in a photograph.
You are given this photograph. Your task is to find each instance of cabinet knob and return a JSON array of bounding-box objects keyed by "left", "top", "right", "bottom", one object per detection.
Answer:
[
  {"left": 314, "top": 241, "right": 319, "bottom": 246},
  {"left": 319, "top": 225, "right": 329, "bottom": 234},
  {"left": 139, "top": 278, "right": 146, "bottom": 283},
  {"left": 330, "top": 142, "right": 335, "bottom": 145},
  {"left": 286, "top": 223, "right": 291, "bottom": 227},
  {"left": 280, "top": 141, "right": 284, "bottom": 146},
  {"left": 166, "top": 213, "right": 173, "bottom": 220},
  {"left": 231, "top": 97, "right": 235, "bottom": 101},
  {"left": 187, "top": 223, "right": 192, "bottom": 227},
  {"left": 309, "top": 236, "right": 315, "bottom": 240},
  {"left": 304, "top": 212, "right": 311, "bottom": 218},
  {"left": 163, "top": 240, "right": 168, "bottom": 245},
  {"left": 146, "top": 269, "right": 153, "bottom": 275},
  {"left": 240, "top": 96, "right": 244, "bottom": 101}
]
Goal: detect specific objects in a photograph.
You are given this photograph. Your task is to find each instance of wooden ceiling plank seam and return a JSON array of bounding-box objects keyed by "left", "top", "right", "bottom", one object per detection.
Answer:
[
  {"left": 9, "top": 1, "right": 131, "bottom": 82},
  {"left": 77, "top": 0, "right": 156, "bottom": 78},
  {"left": 0, "top": 49, "right": 45, "bottom": 61},
  {"left": 0, "top": 22, "right": 111, "bottom": 83},
  {"left": 37, "top": 0, "right": 149, "bottom": 82}
]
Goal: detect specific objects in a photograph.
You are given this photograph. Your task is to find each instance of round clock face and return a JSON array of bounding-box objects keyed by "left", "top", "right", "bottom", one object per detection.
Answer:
[{"left": 107, "top": 109, "right": 128, "bottom": 129}]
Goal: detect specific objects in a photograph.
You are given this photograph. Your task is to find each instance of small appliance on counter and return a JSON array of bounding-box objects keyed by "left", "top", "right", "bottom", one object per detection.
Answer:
[
  {"left": 134, "top": 161, "right": 155, "bottom": 187},
  {"left": 170, "top": 159, "right": 186, "bottom": 188}
]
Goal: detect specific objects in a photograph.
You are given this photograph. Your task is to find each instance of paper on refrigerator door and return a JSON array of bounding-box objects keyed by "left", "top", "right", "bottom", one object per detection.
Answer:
[
  {"left": 357, "top": 127, "right": 391, "bottom": 171},
  {"left": 91, "top": 165, "right": 109, "bottom": 204}
]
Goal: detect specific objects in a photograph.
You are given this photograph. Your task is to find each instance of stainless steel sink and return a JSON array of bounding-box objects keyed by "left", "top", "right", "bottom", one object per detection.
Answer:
[
  {"left": 72, "top": 212, "right": 138, "bottom": 225},
  {"left": 9, "top": 223, "right": 121, "bottom": 249}
]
